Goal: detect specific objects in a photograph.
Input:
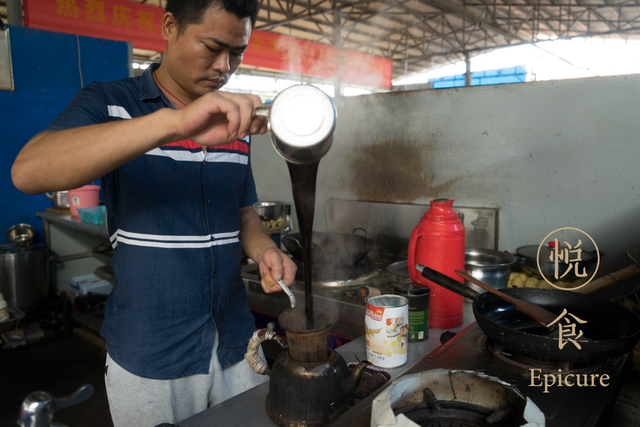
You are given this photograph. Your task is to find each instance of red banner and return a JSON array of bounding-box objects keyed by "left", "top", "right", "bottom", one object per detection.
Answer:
[{"left": 23, "top": 0, "right": 392, "bottom": 88}]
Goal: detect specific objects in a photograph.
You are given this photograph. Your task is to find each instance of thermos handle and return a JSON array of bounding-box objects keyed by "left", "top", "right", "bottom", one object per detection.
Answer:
[{"left": 407, "top": 228, "right": 421, "bottom": 284}]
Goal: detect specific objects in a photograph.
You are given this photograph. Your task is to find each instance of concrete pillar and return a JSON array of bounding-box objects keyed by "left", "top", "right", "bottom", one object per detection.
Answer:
[
  {"left": 7, "top": 0, "right": 24, "bottom": 26},
  {"left": 464, "top": 51, "right": 472, "bottom": 87}
]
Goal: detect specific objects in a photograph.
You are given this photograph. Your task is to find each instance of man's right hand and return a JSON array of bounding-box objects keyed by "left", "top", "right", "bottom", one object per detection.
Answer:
[{"left": 172, "top": 91, "right": 268, "bottom": 147}]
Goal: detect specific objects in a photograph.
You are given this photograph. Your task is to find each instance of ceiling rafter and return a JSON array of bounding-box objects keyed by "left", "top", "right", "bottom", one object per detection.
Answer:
[{"left": 116, "top": 0, "right": 640, "bottom": 83}]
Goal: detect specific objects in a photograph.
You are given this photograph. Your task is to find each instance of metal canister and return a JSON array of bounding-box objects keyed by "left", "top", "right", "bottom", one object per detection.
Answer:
[
  {"left": 393, "top": 283, "right": 430, "bottom": 342},
  {"left": 365, "top": 295, "right": 409, "bottom": 368}
]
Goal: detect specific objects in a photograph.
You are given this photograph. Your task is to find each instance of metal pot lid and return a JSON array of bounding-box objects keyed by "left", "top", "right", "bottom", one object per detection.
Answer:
[
  {"left": 517, "top": 244, "right": 595, "bottom": 261},
  {"left": 269, "top": 85, "right": 336, "bottom": 146},
  {"left": 387, "top": 260, "right": 410, "bottom": 278}
]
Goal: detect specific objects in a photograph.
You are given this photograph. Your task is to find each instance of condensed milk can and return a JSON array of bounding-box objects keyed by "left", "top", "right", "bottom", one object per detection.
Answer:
[{"left": 365, "top": 295, "right": 409, "bottom": 368}]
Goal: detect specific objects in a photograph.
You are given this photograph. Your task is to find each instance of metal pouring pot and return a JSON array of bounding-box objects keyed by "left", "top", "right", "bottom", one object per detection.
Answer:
[
  {"left": 244, "top": 310, "right": 369, "bottom": 427},
  {"left": 256, "top": 85, "right": 337, "bottom": 165},
  {"left": 45, "top": 191, "right": 69, "bottom": 209}
]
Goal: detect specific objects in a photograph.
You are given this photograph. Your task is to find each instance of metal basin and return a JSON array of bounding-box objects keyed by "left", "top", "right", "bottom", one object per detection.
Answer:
[
  {"left": 464, "top": 248, "right": 518, "bottom": 293},
  {"left": 0, "top": 244, "right": 50, "bottom": 308}
]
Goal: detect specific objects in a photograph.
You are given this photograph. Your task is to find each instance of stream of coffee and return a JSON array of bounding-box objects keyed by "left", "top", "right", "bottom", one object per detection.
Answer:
[{"left": 286, "top": 160, "right": 321, "bottom": 329}]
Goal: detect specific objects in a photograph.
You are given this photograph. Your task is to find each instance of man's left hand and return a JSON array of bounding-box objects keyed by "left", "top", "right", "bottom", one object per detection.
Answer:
[{"left": 258, "top": 247, "right": 297, "bottom": 294}]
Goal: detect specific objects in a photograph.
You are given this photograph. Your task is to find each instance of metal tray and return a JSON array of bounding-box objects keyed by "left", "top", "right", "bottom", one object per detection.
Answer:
[{"left": 0, "top": 303, "right": 25, "bottom": 335}]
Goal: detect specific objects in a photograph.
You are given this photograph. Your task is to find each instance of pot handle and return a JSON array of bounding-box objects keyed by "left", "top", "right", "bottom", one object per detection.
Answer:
[
  {"left": 508, "top": 250, "right": 526, "bottom": 266},
  {"left": 352, "top": 227, "right": 367, "bottom": 237},
  {"left": 281, "top": 234, "right": 301, "bottom": 249},
  {"left": 244, "top": 329, "right": 288, "bottom": 376}
]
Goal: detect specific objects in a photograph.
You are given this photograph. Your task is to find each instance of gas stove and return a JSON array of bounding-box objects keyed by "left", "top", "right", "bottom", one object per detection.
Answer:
[{"left": 333, "top": 322, "right": 631, "bottom": 427}]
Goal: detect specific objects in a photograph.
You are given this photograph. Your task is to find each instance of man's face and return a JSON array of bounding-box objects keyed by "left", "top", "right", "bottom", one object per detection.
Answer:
[{"left": 163, "top": 6, "right": 252, "bottom": 98}]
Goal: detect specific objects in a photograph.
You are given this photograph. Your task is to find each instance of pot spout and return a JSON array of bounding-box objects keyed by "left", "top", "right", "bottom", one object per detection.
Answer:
[{"left": 342, "top": 361, "right": 371, "bottom": 397}]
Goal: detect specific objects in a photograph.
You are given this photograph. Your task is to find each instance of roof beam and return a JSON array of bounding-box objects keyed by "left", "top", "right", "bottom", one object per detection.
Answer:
[{"left": 417, "top": 0, "right": 528, "bottom": 41}]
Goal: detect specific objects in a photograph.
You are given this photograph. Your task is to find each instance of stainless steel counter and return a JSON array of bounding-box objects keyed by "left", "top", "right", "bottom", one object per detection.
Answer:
[
  {"left": 36, "top": 211, "right": 109, "bottom": 238},
  {"left": 177, "top": 304, "right": 475, "bottom": 427},
  {"left": 36, "top": 211, "right": 111, "bottom": 294}
]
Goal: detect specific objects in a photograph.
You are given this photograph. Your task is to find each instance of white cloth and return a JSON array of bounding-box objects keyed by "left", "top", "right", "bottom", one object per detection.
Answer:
[{"left": 105, "top": 332, "right": 269, "bottom": 427}]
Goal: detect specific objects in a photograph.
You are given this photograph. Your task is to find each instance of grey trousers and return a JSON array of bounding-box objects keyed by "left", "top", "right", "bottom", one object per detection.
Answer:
[{"left": 105, "top": 332, "right": 269, "bottom": 427}]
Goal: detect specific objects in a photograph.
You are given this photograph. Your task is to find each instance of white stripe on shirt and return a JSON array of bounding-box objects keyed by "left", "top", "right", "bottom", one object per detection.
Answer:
[
  {"left": 107, "top": 105, "right": 132, "bottom": 119},
  {"left": 116, "top": 235, "right": 239, "bottom": 249},
  {"left": 112, "top": 229, "right": 240, "bottom": 249},
  {"left": 145, "top": 148, "right": 248, "bottom": 164},
  {"left": 117, "top": 229, "right": 239, "bottom": 241}
]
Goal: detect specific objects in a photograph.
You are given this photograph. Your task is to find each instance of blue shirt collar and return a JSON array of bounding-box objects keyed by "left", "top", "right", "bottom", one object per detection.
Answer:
[{"left": 140, "top": 63, "right": 173, "bottom": 107}]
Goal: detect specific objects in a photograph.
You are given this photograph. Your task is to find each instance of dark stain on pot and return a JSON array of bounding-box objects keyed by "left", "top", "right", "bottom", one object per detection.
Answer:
[{"left": 348, "top": 139, "right": 459, "bottom": 203}]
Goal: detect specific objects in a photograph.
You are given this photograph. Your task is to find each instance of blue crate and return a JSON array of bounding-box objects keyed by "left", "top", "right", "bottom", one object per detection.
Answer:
[{"left": 77, "top": 206, "right": 107, "bottom": 226}]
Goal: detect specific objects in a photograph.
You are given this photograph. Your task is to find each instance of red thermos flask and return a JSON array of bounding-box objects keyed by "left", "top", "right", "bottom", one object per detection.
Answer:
[{"left": 408, "top": 198, "right": 465, "bottom": 329}]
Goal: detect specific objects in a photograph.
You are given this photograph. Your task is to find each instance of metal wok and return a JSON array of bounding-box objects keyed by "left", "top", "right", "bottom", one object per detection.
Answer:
[
  {"left": 416, "top": 265, "right": 640, "bottom": 363},
  {"left": 282, "top": 231, "right": 374, "bottom": 267},
  {"left": 473, "top": 287, "right": 640, "bottom": 363}
]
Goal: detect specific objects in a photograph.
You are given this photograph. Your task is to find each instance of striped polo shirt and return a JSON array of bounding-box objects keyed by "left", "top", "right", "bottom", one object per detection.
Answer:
[{"left": 44, "top": 64, "right": 259, "bottom": 379}]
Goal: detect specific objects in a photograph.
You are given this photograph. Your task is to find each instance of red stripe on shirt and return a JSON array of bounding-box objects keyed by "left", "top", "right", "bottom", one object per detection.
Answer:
[{"left": 163, "top": 139, "right": 249, "bottom": 153}]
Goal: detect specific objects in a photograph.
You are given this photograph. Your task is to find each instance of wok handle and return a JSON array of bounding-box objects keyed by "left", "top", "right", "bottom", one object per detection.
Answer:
[
  {"left": 415, "top": 264, "right": 480, "bottom": 300},
  {"left": 573, "top": 264, "right": 640, "bottom": 294}
]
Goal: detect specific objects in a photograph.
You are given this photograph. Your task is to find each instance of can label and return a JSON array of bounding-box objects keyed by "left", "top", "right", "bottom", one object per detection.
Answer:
[
  {"left": 393, "top": 284, "right": 430, "bottom": 342},
  {"left": 365, "top": 296, "right": 409, "bottom": 368},
  {"left": 408, "top": 306, "right": 429, "bottom": 341}
]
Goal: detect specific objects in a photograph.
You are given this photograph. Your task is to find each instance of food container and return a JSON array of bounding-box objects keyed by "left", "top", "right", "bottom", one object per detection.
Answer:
[
  {"left": 68, "top": 185, "right": 100, "bottom": 218},
  {"left": 365, "top": 295, "right": 409, "bottom": 368},
  {"left": 70, "top": 273, "right": 113, "bottom": 295},
  {"left": 77, "top": 206, "right": 107, "bottom": 226}
]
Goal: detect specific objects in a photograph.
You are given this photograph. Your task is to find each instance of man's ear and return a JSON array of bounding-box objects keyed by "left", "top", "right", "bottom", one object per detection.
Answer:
[{"left": 161, "top": 11, "right": 178, "bottom": 42}]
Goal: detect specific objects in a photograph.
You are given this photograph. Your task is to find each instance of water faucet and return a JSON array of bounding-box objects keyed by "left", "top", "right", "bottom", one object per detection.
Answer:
[{"left": 18, "top": 384, "right": 94, "bottom": 427}]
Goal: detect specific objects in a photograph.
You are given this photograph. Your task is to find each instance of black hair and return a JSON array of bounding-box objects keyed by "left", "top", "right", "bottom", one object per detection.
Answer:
[{"left": 166, "top": 0, "right": 259, "bottom": 33}]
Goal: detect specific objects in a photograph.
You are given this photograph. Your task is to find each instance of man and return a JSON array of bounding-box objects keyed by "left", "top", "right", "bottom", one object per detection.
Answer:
[{"left": 11, "top": 0, "right": 296, "bottom": 425}]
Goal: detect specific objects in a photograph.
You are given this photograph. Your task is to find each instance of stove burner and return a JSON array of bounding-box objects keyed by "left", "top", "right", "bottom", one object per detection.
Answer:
[
  {"left": 485, "top": 338, "right": 603, "bottom": 374},
  {"left": 397, "top": 403, "right": 516, "bottom": 427},
  {"left": 293, "top": 256, "right": 379, "bottom": 287},
  {"left": 393, "top": 384, "right": 523, "bottom": 427}
]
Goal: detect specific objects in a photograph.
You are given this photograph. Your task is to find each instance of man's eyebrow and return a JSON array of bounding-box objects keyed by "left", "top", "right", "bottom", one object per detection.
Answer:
[{"left": 205, "top": 37, "right": 248, "bottom": 51}]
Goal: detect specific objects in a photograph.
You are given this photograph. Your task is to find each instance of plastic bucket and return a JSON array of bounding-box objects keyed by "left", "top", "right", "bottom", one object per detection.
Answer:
[{"left": 67, "top": 185, "right": 100, "bottom": 218}]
